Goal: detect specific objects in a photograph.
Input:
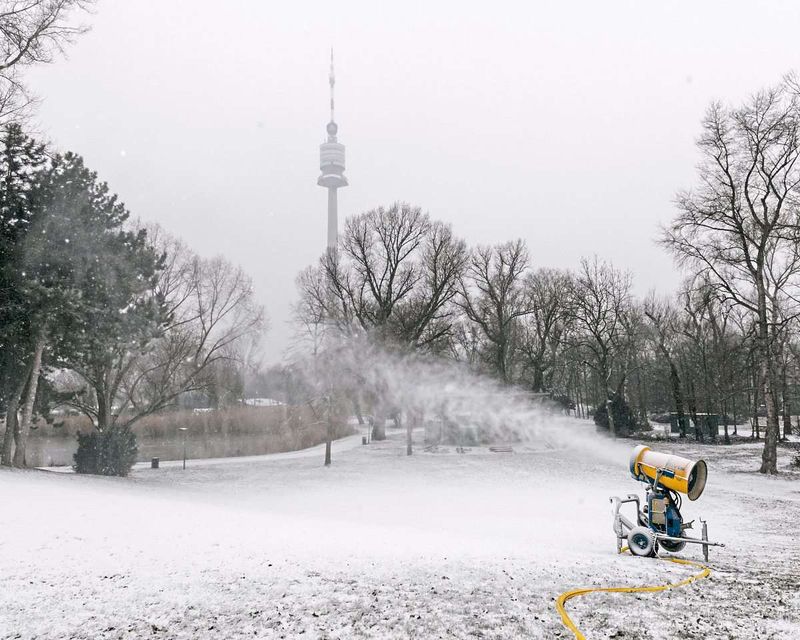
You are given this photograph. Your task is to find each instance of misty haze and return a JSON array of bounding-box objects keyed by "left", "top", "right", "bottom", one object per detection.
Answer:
[{"left": 1, "top": 2, "right": 799, "bottom": 639}]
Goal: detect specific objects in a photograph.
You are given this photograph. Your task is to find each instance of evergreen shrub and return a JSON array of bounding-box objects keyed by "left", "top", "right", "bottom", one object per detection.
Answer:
[{"left": 74, "top": 426, "right": 138, "bottom": 476}]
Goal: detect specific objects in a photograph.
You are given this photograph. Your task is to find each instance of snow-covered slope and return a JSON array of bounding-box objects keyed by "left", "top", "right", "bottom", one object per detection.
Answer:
[{"left": 1, "top": 427, "right": 798, "bottom": 639}]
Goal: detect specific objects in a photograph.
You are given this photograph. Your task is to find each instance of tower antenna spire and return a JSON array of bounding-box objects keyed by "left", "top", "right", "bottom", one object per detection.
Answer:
[{"left": 329, "top": 48, "right": 335, "bottom": 124}]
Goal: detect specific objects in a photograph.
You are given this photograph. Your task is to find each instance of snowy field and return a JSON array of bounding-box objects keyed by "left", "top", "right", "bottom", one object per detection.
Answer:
[{"left": 1, "top": 423, "right": 799, "bottom": 639}]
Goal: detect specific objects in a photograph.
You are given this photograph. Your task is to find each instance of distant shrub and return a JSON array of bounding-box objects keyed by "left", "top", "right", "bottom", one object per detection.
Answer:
[
  {"left": 792, "top": 453, "right": 800, "bottom": 469},
  {"left": 74, "top": 426, "right": 138, "bottom": 476},
  {"left": 549, "top": 394, "right": 576, "bottom": 412},
  {"left": 593, "top": 393, "right": 637, "bottom": 436}
]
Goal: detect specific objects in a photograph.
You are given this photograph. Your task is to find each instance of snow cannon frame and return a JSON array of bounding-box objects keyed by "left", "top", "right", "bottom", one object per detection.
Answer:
[{"left": 611, "top": 446, "right": 724, "bottom": 561}]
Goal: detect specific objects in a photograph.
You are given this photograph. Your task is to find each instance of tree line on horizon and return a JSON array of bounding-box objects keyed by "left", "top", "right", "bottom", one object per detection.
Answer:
[{"left": 290, "top": 76, "right": 800, "bottom": 475}]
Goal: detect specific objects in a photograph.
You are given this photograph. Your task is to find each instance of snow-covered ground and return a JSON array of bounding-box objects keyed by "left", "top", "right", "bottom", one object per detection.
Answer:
[{"left": 1, "top": 423, "right": 798, "bottom": 639}]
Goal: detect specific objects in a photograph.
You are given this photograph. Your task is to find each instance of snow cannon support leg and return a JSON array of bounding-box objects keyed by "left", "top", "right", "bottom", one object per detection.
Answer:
[{"left": 702, "top": 519, "right": 709, "bottom": 563}]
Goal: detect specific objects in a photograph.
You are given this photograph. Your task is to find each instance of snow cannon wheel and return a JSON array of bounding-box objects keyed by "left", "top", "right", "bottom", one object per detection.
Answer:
[
  {"left": 628, "top": 526, "right": 657, "bottom": 557},
  {"left": 659, "top": 538, "right": 686, "bottom": 553}
]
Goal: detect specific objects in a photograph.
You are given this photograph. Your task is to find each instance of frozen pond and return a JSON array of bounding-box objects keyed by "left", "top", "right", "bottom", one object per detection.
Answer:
[{"left": 24, "top": 431, "right": 339, "bottom": 468}]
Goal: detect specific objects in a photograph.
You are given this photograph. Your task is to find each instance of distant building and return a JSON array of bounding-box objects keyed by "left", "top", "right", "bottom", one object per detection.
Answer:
[{"left": 243, "top": 398, "right": 284, "bottom": 407}]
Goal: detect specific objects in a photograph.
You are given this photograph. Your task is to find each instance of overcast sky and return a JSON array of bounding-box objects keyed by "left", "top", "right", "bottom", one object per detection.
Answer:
[{"left": 26, "top": 0, "right": 800, "bottom": 361}]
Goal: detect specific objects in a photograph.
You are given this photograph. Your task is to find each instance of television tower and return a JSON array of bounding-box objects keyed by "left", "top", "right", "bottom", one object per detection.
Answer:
[{"left": 317, "top": 49, "right": 348, "bottom": 251}]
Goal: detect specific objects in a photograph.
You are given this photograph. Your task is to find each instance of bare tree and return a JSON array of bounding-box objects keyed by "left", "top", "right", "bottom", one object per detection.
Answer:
[
  {"left": 676, "top": 278, "right": 750, "bottom": 444},
  {"left": 0, "top": 0, "right": 94, "bottom": 121},
  {"left": 678, "top": 281, "right": 720, "bottom": 442},
  {"left": 391, "top": 220, "right": 468, "bottom": 352},
  {"left": 295, "top": 204, "right": 467, "bottom": 441},
  {"left": 517, "top": 268, "right": 571, "bottom": 392},
  {"left": 300, "top": 338, "right": 352, "bottom": 467},
  {"left": 621, "top": 303, "right": 650, "bottom": 427},
  {"left": 320, "top": 203, "right": 467, "bottom": 351},
  {"left": 644, "top": 293, "right": 688, "bottom": 437},
  {"left": 458, "top": 239, "right": 531, "bottom": 384},
  {"left": 63, "top": 240, "right": 266, "bottom": 431},
  {"left": 122, "top": 254, "right": 265, "bottom": 424},
  {"left": 662, "top": 79, "right": 800, "bottom": 473},
  {"left": 292, "top": 265, "right": 332, "bottom": 359},
  {"left": 567, "top": 256, "right": 632, "bottom": 436},
  {"left": 448, "top": 318, "right": 484, "bottom": 367}
]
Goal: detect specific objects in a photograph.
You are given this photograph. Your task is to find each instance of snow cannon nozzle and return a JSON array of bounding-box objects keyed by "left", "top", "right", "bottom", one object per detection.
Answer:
[{"left": 629, "top": 445, "right": 707, "bottom": 501}]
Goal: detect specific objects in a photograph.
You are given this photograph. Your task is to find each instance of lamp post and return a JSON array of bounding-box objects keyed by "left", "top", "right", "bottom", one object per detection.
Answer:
[{"left": 178, "top": 427, "right": 188, "bottom": 470}]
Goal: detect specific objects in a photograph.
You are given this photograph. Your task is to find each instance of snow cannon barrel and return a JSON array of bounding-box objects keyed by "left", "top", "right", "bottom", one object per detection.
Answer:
[{"left": 629, "top": 445, "right": 707, "bottom": 501}]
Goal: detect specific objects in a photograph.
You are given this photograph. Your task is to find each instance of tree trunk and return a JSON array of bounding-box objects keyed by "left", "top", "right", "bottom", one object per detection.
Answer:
[
  {"left": 407, "top": 410, "right": 417, "bottom": 456},
  {"left": 782, "top": 366, "right": 792, "bottom": 438},
  {"left": 701, "top": 353, "right": 715, "bottom": 443},
  {"left": 96, "top": 387, "right": 113, "bottom": 432},
  {"left": 582, "top": 365, "right": 591, "bottom": 418},
  {"left": 722, "top": 400, "right": 730, "bottom": 445},
  {"left": 771, "top": 380, "right": 781, "bottom": 442},
  {"left": 1, "top": 392, "right": 22, "bottom": 466},
  {"left": 753, "top": 402, "right": 760, "bottom": 439},
  {"left": 372, "top": 407, "right": 386, "bottom": 441},
  {"left": 324, "top": 430, "right": 332, "bottom": 466},
  {"left": 576, "top": 375, "right": 585, "bottom": 419},
  {"left": 352, "top": 397, "right": 364, "bottom": 425},
  {"left": 758, "top": 285, "right": 780, "bottom": 473},
  {"left": 636, "top": 369, "right": 648, "bottom": 426},
  {"left": 686, "top": 380, "right": 703, "bottom": 442},
  {"left": 1, "top": 362, "right": 32, "bottom": 466},
  {"left": 532, "top": 365, "right": 544, "bottom": 393},
  {"left": 498, "top": 340, "right": 510, "bottom": 385},
  {"left": 751, "top": 368, "right": 760, "bottom": 439},
  {"left": 13, "top": 334, "right": 46, "bottom": 468},
  {"left": 668, "top": 360, "right": 686, "bottom": 438},
  {"left": 324, "top": 397, "right": 332, "bottom": 467},
  {"left": 760, "top": 360, "right": 780, "bottom": 474},
  {"left": 605, "top": 397, "right": 616, "bottom": 438}
]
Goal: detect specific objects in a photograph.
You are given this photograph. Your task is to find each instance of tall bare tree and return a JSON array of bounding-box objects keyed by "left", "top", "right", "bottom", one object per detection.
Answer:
[
  {"left": 663, "top": 79, "right": 800, "bottom": 473},
  {"left": 458, "top": 239, "right": 530, "bottom": 384}
]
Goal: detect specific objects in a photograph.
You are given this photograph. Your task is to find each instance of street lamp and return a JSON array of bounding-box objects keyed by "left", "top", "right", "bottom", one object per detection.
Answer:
[{"left": 178, "top": 427, "right": 188, "bottom": 470}]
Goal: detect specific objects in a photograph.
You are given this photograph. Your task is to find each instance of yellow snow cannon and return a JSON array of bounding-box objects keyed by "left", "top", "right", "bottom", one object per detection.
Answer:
[
  {"left": 629, "top": 445, "right": 707, "bottom": 501},
  {"left": 610, "top": 446, "right": 723, "bottom": 560}
]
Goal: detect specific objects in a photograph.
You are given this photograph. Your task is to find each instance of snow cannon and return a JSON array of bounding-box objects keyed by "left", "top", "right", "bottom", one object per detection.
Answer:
[
  {"left": 629, "top": 445, "right": 707, "bottom": 501},
  {"left": 611, "top": 446, "right": 724, "bottom": 561}
]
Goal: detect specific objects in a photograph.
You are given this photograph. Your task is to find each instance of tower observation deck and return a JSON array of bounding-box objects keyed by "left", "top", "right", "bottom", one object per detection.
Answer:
[{"left": 318, "top": 50, "right": 347, "bottom": 251}]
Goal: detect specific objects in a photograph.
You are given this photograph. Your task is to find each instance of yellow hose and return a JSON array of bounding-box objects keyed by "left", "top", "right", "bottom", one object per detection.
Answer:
[{"left": 555, "top": 548, "right": 711, "bottom": 640}]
